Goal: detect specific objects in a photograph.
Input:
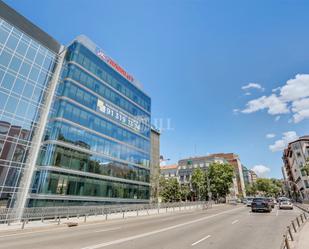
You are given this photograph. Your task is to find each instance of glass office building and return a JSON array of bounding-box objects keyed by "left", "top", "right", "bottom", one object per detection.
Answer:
[
  {"left": 0, "top": 1, "right": 151, "bottom": 209},
  {"left": 28, "top": 37, "right": 151, "bottom": 207},
  {"left": 0, "top": 1, "right": 61, "bottom": 209}
]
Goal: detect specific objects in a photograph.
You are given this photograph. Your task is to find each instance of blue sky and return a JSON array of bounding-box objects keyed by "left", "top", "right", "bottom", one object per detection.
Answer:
[{"left": 5, "top": 0, "right": 309, "bottom": 178}]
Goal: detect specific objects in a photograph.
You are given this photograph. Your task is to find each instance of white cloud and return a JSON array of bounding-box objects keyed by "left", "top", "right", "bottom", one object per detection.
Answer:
[
  {"left": 240, "top": 74, "right": 309, "bottom": 123},
  {"left": 291, "top": 97, "right": 309, "bottom": 123},
  {"left": 251, "top": 165, "right": 270, "bottom": 178},
  {"left": 241, "top": 94, "right": 289, "bottom": 115},
  {"left": 272, "top": 87, "right": 281, "bottom": 93},
  {"left": 269, "top": 131, "right": 298, "bottom": 152},
  {"left": 245, "top": 92, "right": 251, "bottom": 96},
  {"left": 280, "top": 74, "right": 309, "bottom": 102},
  {"left": 266, "top": 133, "right": 276, "bottom": 139},
  {"left": 233, "top": 109, "right": 240, "bottom": 114},
  {"left": 275, "top": 116, "right": 281, "bottom": 122},
  {"left": 241, "top": 83, "right": 264, "bottom": 91}
]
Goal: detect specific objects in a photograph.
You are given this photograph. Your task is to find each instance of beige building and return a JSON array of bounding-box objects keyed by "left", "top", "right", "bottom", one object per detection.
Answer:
[
  {"left": 160, "top": 164, "right": 178, "bottom": 179},
  {"left": 209, "top": 153, "right": 246, "bottom": 197},
  {"left": 249, "top": 170, "right": 258, "bottom": 183},
  {"left": 282, "top": 136, "right": 309, "bottom": 201},
  {"left": 178, "top": 156, "right": 227, "bottom": 184},
  {"left": 177, "top": 154, "right": 241, "bottom": 199}
]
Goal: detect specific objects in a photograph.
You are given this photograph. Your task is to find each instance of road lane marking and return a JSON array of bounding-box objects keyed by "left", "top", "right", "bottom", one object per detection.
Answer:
[
  {"left": 0, "top": 227, "right": 69, "bottom": 239},
  {"left": 95, "top": 227, "right": 121, "bottom": 233},
  {"left": 191, "top": 235, "right": 211, "bottom": 246},
  {"left": 81, "top": 206, "right": 244, "bottom": 249},
  {"left": 231, "top": 219, "right": 239, "bottom": 224}
]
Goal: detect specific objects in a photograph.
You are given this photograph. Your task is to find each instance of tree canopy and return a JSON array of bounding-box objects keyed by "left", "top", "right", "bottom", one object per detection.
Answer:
[
  {"left": 246, "top": 178, "right": 283, "bottom": 197},
  {"left": 207, "top": 163, "right": 234, "bottom": 200},
  {"left": 159, "top": 177, "right": 181, "bottom": 202},
  {"left": 191, "top": 167, "right": 205, "bottom": 201}
]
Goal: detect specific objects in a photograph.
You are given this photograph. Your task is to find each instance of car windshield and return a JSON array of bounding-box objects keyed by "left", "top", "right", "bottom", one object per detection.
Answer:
[{"left": 253, "top": 198, "right": 265, "bottom": 202}]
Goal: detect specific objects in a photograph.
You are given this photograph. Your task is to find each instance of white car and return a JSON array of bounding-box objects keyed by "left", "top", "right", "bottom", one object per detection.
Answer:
[
  {"left": 246, "top": 197, "right": 254, "bottom": 207},
  {"left": 279, "top": 199, "right": 293, "bottom": 210}
]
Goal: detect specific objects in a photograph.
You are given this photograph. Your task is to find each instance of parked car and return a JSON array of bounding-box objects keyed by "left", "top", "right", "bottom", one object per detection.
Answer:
[
  {"left": 277, "top": 197, "right": 289, "bottom": 203},
  {"left": 246, "top": 197, "right": 254, "bottom": 207},
  {"left": 251, "top": 197, "right": 272, "bottom": 213},
  {"left": 279, "top": 198, "right": 293, "bottom": 210},
  {"left": 266, "top": 197, "right": 275, "bottom": 208}
]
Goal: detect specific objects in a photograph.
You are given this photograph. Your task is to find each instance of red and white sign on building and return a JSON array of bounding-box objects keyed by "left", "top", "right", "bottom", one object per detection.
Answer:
[{"left": 96, "top": 48, "right": 134, "bottom": 83}]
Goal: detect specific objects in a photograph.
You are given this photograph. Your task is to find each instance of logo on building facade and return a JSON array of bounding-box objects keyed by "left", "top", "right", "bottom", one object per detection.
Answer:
[{"left": 96, "top": 48, "right": 134, "bottom": 83}]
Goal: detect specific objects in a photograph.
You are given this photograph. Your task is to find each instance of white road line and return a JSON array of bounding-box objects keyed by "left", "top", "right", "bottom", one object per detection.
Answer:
[
  {"left": 191, "top": 235, "right": 211, "bottom": 246},
  {"left": 95, "top": 227, "right": 121, "bottom": 233},
  {"left": 81, "top": 206, "right": 244, "bottom": 249},
  {"left": 231, "top": 219, "right": 239, "bottom": 224},
  {"left": 0, "top": 227, "right": 69, "bottom": 239}
]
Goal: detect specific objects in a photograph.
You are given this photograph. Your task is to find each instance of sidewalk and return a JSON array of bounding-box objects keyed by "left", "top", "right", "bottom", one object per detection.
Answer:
[
  {"left": 0, "top": 203, "right": 221, "bottom": 234},
  {"left": 296, "top": 221, "right": 309, "bottom": 249},
  {"left": 293, "top": 203, "right": 309, "bottom": 249}
]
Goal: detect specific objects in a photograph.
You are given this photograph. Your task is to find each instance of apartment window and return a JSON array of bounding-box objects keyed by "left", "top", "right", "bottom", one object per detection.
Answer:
[{"left": 301, "top": 169, "right": 306, "bottom": 177}]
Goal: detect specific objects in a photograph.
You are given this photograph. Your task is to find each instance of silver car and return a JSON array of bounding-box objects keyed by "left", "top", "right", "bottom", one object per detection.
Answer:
[
  {"left": 246, "top": 197, "right": 254, "bottom": 207},
  {"left": 279, "top": 198, "right": 293, "bottom": 210}
]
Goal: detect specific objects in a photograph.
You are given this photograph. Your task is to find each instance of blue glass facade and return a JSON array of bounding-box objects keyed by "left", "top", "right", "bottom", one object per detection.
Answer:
[
  {"left": 0, "top": 17, "right": 59, "bottom": 208},
  {"left": 28, "top": 38, "right": 151, "bottom": 207},
  {"left": 0, "top": 1, "right": 151, "bottom": 209}
]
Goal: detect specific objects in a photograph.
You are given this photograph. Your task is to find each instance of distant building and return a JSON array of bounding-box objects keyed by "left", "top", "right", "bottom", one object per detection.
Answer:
[
  {"left": 150, "top": 127, "right": 160, "bottom": 202},
  {"left": 282, "top": 135, "right": 309, "bottom": 201},
  {"left": 177, "top": 156, "right": 227, "bottom": 184},
  {"left": 281, "top": 166, "right": 291, "bottom": 197},
  {"left": 242, "top": 166, "right": 250, "bottom": 185},
  {"left": 209, "top": 153, "right": 246, "bottom": 197},
  {"left": 160, "top": 164, "right": 178, "bottom": 179},
  {"left": 249, "top": 170, "right": 258, "bottom": 184},
  {"left": 177, "top": 155, "right": 241, "bottom": 199}
]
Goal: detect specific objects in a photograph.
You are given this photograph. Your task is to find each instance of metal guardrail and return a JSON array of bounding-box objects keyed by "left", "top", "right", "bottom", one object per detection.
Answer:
[
  {"left": 0, "top": 201, "right": 212, "bottom": 229},
  {"left": 280, "top": 205, "right": 308, "bottom": 249}
]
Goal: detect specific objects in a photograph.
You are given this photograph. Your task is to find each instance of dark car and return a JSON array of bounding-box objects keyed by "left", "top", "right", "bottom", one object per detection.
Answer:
[
  {"left": 266, "top": 197, "right": 275, "bottom": 208},
  {"left": 251, "top": 197, "right": 272, "bottom": 213}
]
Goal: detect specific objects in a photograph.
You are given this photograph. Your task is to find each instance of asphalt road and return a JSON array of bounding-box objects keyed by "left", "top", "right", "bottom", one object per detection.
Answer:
[{"left": 0, "top": 204, "right": 302, "bottom": 249}]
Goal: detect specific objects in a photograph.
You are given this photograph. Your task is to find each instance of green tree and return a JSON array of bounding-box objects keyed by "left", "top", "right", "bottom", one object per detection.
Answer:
[
  {"left": 207, "top": 163, "right": 234, "bottom": 201},
  {"left": 245, "top": 183, "right": 257, "bottom": 196},
  {"left": 159, "top": 177, "right": 181, "bottom": 202},
  {"left": 256, "top": 178, "right": 271, "bottom": 195},
  {"left": 180, "top": 184, "right": 191, "bottom": 201},
  {"left": 255, "top": 178, "right": 282, "bottom": 197},
  {"left": 270, "top": 178, "right": 283, "bottom": 197},
  {"left": 191, "top": 168, "right": 206, "bottom": 201}
]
